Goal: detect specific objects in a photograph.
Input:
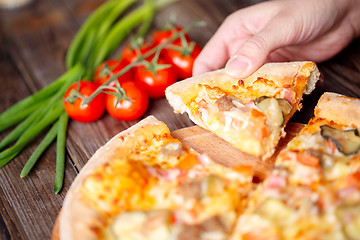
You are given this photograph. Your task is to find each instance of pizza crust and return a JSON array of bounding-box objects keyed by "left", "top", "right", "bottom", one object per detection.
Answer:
[
  {"left": 59, "top": 116, "right": 168, "bottom": 240},
  {"left": 315, "top": 92, "right": 360, "bottom": 128}
]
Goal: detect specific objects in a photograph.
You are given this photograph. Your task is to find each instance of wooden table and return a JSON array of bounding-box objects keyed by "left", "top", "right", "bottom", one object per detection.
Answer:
[{"left": 1, "top": 0, "right": 360, "bottom": 239}]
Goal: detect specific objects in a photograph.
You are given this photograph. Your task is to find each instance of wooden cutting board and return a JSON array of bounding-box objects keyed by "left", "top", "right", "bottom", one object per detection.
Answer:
[
  {"left": 171, "top": 122, "right": 304, "bottom": 179},
  {"left": 51, "top": 122, "right": 304, "bottom": 240}
]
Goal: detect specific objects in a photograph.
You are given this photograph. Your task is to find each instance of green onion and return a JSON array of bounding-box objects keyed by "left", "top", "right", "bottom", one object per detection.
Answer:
[
  {"left": 20, "top": 121, "right": 59, "bottom": 178},
  {"left": 0, "top": 64, "right": 83, "bottom": 150},
  {"left": 0, "top": 153, "right": 18, "bottom": 169},
  {"left": 0, "top": 99, "right": 51, "bottom": 150},
  {"left": 77, "top": 28, "right": 98, "bottom": 71},
  {"left": 84, "top": 0, "right": 138, "bottom": 76},
  {"left": 65, "top": 0, "right": 120, "bottom": 69},
  {"left": 0, "top": 64, "right": 84, "bottom": 131},
  {"left": 90, "top": 2, "right": 153, "bottom": 70},
  {"left": 136, "top": 0, "right": 155, "bottom": 39},
  {"left": 54, "top": 113, "right": 69, "bottom": 194},
  {"left": 0, "top": 100, "right": 45, "bottom": 132},
  {"left": 95, "top": 0, "right": 137, "bottom": 41},
  {"left": 0, "top": 102, "right": 64, "bottom": 162},
  {"left": 90, "top": 0, "right": 175, "bottom": 70}
]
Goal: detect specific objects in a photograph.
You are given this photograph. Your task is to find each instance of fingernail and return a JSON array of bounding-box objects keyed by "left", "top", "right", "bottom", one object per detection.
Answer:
[{"left": 225, "top": 55, "right": 250, "bottom": 77}]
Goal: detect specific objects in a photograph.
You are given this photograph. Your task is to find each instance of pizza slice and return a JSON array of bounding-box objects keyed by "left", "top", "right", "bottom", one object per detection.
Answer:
[
  {"left": 166, "top": 61, "right": 320, "bottom": 159},
  {"left": 275, "top": 92, "right": 360, "bottom": 185},
  {"left": 231, "top": 92, "right": 360, "bottom": 239},
  {"left": 59, "top": 116, "right": 253, "bottom": 240}
]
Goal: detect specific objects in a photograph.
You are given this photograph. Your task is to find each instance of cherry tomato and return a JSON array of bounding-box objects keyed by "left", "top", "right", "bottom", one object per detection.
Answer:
[
  {"left": 134, "top": 59, "right": 177, "bottom": 99},
  {"left": 106, "top": 81, "right": 149, "bottom": 121},
  {"left": 163, "top": 42, "right": 202, "bottom": 80},
  {"left": 121, "top": 42, "right": 153, "bottom": 64},
  {"left": 64, "top": 81, "right": 105, "bottom": 122},
  {"left": 94, "top": 59, "right": 132, "bottom": 87},
  {"left": 152, "top": 25, "right": 189, "bottom": 45}
]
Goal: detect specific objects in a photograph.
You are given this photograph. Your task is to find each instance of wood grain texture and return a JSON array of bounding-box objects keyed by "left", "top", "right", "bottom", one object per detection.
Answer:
[{"left": 0, "top": 0, "right": 360, "bottom": 239}]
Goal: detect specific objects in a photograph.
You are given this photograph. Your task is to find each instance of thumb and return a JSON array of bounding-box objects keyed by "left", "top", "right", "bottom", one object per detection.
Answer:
[{"left": 225, "top": 15, "right": 299, "bottom": 78}]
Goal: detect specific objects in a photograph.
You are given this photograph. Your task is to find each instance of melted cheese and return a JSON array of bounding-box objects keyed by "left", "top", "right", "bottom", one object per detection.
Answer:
[
  {"left": 81, "top": 126, "right": 253, "bottom": 239},
  {"left": 188, "top": 84, "right": 296, "bottom": 158}
]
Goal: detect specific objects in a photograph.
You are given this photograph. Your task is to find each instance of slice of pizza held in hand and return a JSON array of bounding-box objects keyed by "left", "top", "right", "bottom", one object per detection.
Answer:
[{"left": 166, "top": 61, "right": 320, "bottom": 159}]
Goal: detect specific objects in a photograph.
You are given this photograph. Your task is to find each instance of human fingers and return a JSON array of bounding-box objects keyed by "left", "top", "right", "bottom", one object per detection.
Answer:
[
  {"left": 225, "top": 8, "right": 303, "bottom": 78},
  {"left": 193, "top": 1, "right": 279, "bottom": 76},
  {"left": 224, "top": 0, "right": 352, "bottom": 78},
  {"left": 192, "top": 31, "right": 231, "bottom": 76}
]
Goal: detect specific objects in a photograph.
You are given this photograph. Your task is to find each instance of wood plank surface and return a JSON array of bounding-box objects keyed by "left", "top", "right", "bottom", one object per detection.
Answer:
[{"left": 1, "top": 0, "right": 360, "bottom": 239}]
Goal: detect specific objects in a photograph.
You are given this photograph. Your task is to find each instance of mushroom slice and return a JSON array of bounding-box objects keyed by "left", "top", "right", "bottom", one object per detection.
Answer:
[
  {"left": 255, "top": 97, "right": 292, "bottom": 127},
  {"left": 320, "top": 125, "right": 360, "bottom": 156},
  {"left": 276, "top": 98, "right": 292, "bottom": 115}
]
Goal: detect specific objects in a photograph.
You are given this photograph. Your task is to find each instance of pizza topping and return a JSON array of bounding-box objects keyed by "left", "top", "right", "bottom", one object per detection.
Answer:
[
  {"left": 323, "top": 160, "right": 349, "bottom": 181},
  {"left": 178, "top": 178, "right": 204, "bottom": 200},
  {"left": 255, "top": 97, "right": 283, "bottom": 126},
  {"left": 160, "top": 142, "right": 185, "bottom": 159},
  {"left": 107, "top": 210, "right": 235, "bottom": 240},
  {"left": 176, "top": 214, "right": 233, "bottom": 240},
  {"left": 264, "top": 174, "right": 287, "bottom": 190},
  {"left": 290, "top": 156, "right": 322, "bottom": 185},
  {"left": 277, "top": 98, "right": 292, "bottom": 116},
  {"left": 106, "top": 210, "right": 171, "bottom": 240},
  {"left": 281, "top": 88, "right": 297, "bottom": 105},
  {"left": 215, "top": 96, "right": 236, "bottom": 111},
  {"left": 147, "top": 166, "right": 182, "bottom": 181},
  {"left": 336, "top": 204, "right": 360, "bottom": 239},
  {"left": 296, "top": 151, "right": 320, "bottom": 168},
  {"left": 178, "top": 175, "right": 224, "bottom": 200},
  {"left": 254, "top": 96, "right": 292, "bottom": 127},
  {"left": 192, "top": 86, "right": 278, "bottom": 145},
  {"left": 195, "top": 84, "right": 226, "bottom": 104},
  {"left": 255, "top": 198, "right": 294, "bottom": 222},
  {"left": 320, "top": 125, "right": 360, "bottom": 156}
]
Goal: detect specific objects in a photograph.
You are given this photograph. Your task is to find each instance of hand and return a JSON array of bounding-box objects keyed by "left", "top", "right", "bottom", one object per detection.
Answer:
[{"left": 193, "top": 0, "right": 360, "bottom": 78}]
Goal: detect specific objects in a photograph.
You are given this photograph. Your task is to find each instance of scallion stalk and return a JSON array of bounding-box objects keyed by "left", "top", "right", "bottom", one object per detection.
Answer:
[
  {"left": 0, "top": 102, "right": 64, "bottom": 162},
  {"left": 20, "top": 121, "right": 59, "bottom": 178},
  {"left": 65, "top": 0, "right": 120, "bottom": 69},
  {"left": 54, "top": 113, "right": 69, "bottom": 194},
  {"left": 0, "top": 64, "right": 84, "bottom": 131},
  {"left": 0, "top": 98, "right": 51, "bottom": 150}
]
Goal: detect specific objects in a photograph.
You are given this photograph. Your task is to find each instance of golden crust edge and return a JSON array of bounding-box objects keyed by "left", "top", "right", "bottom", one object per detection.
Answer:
[
  {"left": 166, "top": 61, "right": 319, "bottom": 101},
  {"left": 315, "top": 92, "right": 360, "bottom": 128},
  {"left": 59, "top": 116, "right": 167, "bottom": 240},
  {"left": 165, "top": 61, "right": 320, "bottom": 157}
]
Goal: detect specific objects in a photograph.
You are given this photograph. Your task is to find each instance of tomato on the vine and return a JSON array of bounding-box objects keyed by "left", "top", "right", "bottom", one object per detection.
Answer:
[
  {"left": 106, "top": 81, "right": 149, "bottom": 121},
  {"left": 134, "top": 59, "right": 177, "bottom": 99},
  {"left": 94, "top": 59, "right": 132, "bottom": 87},
  {"left": 163, "top": 42, "right": 202, "bottom": 80},
  {"left": 152, "top": 25, "right": 189, "bottom": 45},
  {"left": 121, "top": 42, "right": 153, "bottom": 64},
  {"left": 64, "top": 81, "right": 105, "bottom": 122}
]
